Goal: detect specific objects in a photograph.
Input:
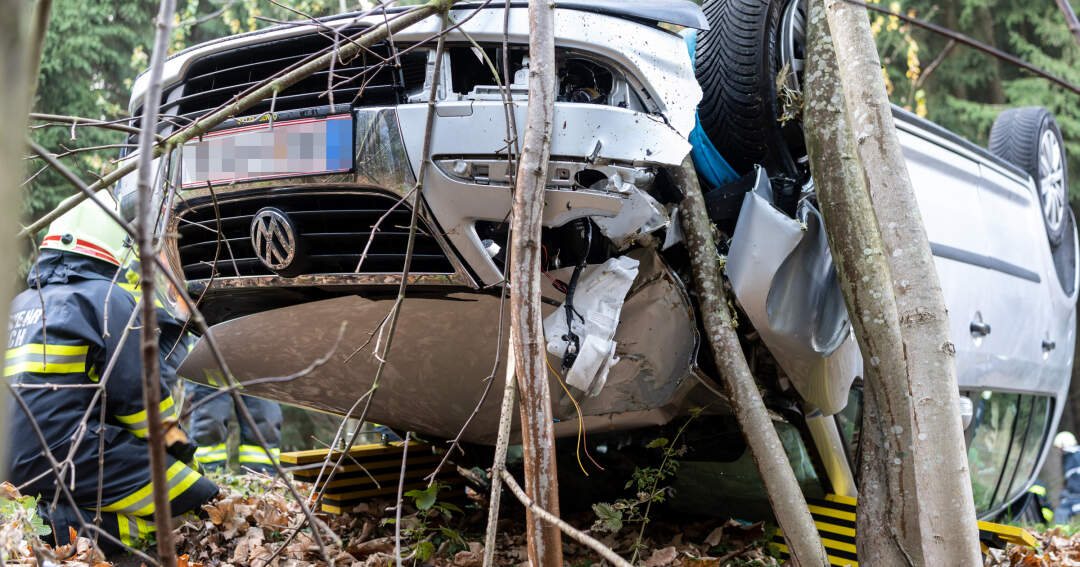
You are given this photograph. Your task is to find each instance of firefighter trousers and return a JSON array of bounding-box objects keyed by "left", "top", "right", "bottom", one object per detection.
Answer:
[
  {"left": 185, "top": 383, "right": 282, "bottom": 472},
  {"left": 24, "top": 424, "right": 218, "bottom": 553}
]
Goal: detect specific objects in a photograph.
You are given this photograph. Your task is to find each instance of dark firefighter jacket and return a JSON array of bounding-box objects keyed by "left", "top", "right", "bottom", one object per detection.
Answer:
[{"left": 6, "top": 250, "right": 216, "bottom": 549}]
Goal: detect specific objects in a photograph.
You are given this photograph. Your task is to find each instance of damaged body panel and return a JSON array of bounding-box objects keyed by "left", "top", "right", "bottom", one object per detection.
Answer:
[
  {"left": 179, "top": 248, "right": 698, "bottom": 443},
  {"left": 160, "top": 1, "right": 709, "bottom": 443},
  {"left": 726, "top": 169, "right": 859, "bottom": 415}
]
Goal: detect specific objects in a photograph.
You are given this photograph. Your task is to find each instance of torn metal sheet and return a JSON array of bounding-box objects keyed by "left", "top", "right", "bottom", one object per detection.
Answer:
[
  {"left": 592, "top": 175, "right": 670, "bottom": 250},
  {"left": 725, "top": 173, "right": 860, "bottom": 415},
  {"left": 544, "top": 255, "right": 641, "bottom": 396},
  {"left": 179, "top": 248, "right": 698, "bottom": 444}
]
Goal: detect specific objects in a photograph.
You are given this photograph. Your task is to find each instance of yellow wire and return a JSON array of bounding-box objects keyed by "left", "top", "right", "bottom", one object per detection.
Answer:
[{"left": 545, "top": 354, "right": 590, "bottom": 476}]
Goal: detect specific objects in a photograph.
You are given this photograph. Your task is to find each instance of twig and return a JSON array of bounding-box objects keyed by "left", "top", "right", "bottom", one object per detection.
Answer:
[
  {"left": 498, "top": 469, "right": 633, "bottom": 567},
  {"left": 313, "top": 8, "right": 451, "bottom": 511},
  {"left": 481, "top": 348, "right": 516, "bottom": 567},
  {"left": 25, "top": 143, "right": 138, "bottom": 161},
  {"left": 424, "top": 2, "right": 521, "bottom": 480},
  {"left": 29, "top": 113, "right": 158, "bottom": 139},
  {"left": 393, "top": 431, "right": 411, "bottom": 567},
  {"left": 135, "top": 1, "right": 179, "bottom": 565},
  {"left": 177, "top": 0, "right": 238, "bottom": 28},
  {"left": 913, "top": 39, "right": 955, "bottom": 90}
]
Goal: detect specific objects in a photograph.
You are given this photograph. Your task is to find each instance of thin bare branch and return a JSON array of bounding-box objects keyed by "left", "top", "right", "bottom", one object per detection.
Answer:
[
  {"left": 135, "top": 1, "right": 179, "bottom": 564},
  {"left": 846, "top": 0, "right": 1080, "bottom": 96},
  {"left": 481, "top": 348, "right": 516, "bottom": 567},
  {"left": 29, "top": 113, "right": 159, "bottom": 139},
  {"left": 393, "top": 431, "right": 411, "bottom": 567},
  {"left": 499, "top": 470, "right": 633, "bottom": 567}
]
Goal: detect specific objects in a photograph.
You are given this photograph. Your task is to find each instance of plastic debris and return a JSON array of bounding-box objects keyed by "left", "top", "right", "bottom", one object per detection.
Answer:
[
  {"left": 544, "top": 255, "right": 640, "bottom": 396},
  {"left": 592, "top": 174, "right": 669, "bottom": 250}
]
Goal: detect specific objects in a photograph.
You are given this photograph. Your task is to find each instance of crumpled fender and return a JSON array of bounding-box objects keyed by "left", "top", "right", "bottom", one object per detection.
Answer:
[{"left": 725, "top": 173, "right": 861, "bottom": 415}]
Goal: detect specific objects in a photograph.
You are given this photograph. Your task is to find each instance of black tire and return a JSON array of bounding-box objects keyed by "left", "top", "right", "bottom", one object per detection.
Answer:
[
  {"left": 695, "top": 0, "right": 805, "bottom": 177},
  {"left": 988, "top": 106, "right": 1069, "bottom": 246}
]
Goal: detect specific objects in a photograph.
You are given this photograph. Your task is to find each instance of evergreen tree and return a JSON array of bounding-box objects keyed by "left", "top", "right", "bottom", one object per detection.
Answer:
[{"left": 873, "top": 0, "right": 1080, "bottom": 199}]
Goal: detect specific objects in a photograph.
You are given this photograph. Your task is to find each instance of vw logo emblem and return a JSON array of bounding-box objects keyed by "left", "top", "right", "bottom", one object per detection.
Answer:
[{"left": 250, "top": 207, "right": 297, "bottom": 272}]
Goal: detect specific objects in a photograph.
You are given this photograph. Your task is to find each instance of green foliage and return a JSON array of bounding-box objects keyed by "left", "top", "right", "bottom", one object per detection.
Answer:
[
  {"left": 391, "top": 481, "right": 463, "bottom": 562},
  {"left": 873, "top": 0, "right": 1080, "bottom": 201},
  {"left": 27, "top": 0, "right": 157, "bottom": 227},
  {"left": 591, "top": 408, "right": 702, "bottom": 562},
  {"left": 0, "top": 493, "right": 52, "bottom": 538},
  {"left": 590, "top": 501, "right": 623, "bottom": 533},
  {"left": 406, "top": 483, "right": 440, "bottom": 511}
]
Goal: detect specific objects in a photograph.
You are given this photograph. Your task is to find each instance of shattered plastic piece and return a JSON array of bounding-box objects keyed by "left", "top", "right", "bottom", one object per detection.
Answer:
[
  {"left": 544, "top": 255, "right": 640, "bottom": 396},
  {"left": 662, "top": 206, "right": 684, "bottom": 250},
  {"left": 481, "top": 239, "right": 501, "bottom": 258},
  {"left": 592, "top": 176, "right": 670, "bottom": 250}
]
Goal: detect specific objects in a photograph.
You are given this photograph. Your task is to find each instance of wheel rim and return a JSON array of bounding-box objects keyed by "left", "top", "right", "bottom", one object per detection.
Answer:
[
  {"left": 780, "top": 0, "right": 808, "bottom": 91},
  {"left": 1039, "top": 128, "right": 1066, "bottom": 235}
]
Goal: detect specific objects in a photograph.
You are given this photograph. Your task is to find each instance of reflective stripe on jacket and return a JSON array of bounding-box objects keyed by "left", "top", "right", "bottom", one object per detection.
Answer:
[{"left": 7, "top": 250, "right": 182, "bottom": 487}]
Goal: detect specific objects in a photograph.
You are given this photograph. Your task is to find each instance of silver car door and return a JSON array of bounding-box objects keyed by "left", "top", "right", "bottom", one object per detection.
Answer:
[{"left": 898, "top": 127, "right": 995, "bottom": 393}]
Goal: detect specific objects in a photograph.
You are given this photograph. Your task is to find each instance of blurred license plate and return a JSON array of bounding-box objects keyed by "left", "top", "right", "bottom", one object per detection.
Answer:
[{"left": 181, "top": 114, "right": 353, "bottom": 188}]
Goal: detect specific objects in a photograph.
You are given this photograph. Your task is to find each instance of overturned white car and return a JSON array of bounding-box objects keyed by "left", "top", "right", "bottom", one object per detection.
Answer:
[{"left": 119, "top": 0, "right": 1077, "bottom": 519}]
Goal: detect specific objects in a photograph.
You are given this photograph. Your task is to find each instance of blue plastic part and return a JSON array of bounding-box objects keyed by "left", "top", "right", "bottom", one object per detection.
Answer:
[{"left": 682, "top": 30, "right": 739, "bottom": 189}]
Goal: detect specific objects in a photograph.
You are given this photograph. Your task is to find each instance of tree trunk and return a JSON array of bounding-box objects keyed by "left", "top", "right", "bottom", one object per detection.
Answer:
[
  {"left": 508, "top": 1, "right": 561, "bottom": 565},
  {"left": 673, "top": 158, "right": 828, "bottom": 567},
  {"left": 973, "top": 6, "right": 1005, "bottom": 104},
  {"left": 943, "top": 1, "right": 967, "bottom": 100},
  {"left": 135, "top": 1, "right": 177, "bottom": 566},
  {"left": 821, "top": 1, "right": 982, "bottom": 565},
  {"left": 804, "top": 3, "right": 921, "bottom": 562},
  {"left": 0, "top": 0, "right": 32, "bottom": 476}
]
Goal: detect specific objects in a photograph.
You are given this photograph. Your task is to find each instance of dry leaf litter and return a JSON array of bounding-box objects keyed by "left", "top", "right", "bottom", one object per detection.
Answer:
[{"left": 1, "top": 475, "right": 1071, "bottom": 566}]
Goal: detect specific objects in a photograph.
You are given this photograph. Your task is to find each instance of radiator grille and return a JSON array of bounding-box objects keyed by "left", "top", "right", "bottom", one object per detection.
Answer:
[
  {"left": 151, "top": 31, "right": 427, "bottom": 122},
  {"left": 175, "top": 190, "right": 453, "bottom": 280}
]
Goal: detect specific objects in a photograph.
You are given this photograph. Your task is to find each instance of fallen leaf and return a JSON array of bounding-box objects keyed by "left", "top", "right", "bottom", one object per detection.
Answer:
[
  {"left": 346, "top": 536, "right": 394, "bottom": 557},
  {"left": 0, "top": 482, "right": 21, "bottom": 500},
  {"left": 704, "top": 526, "right": 724, "bottom": 547},
  {"left": 452, "top": 548, "right": 482, "bottom": 567},
  {"left": 644, "top": 546, "right": 678, "bottom": 567}
]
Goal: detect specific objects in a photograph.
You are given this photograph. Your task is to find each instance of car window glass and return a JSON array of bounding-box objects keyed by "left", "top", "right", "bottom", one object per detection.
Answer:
[
  {"left": 1005, "top": 396, "right": 1052, "bottom": 502},
  {"left": 968, "top": 391, "right": 1020, "bottom": 512},
  {"left": 990, "top": 395, "right": 1033, "bottom": 510}
]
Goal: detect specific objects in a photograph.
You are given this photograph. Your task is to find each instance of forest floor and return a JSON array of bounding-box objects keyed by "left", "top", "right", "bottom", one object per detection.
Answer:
[{"left": 0, "top": 471, "right": 1076, "bottom": 567}]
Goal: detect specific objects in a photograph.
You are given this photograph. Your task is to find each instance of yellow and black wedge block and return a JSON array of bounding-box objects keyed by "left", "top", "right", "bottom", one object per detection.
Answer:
[
  {"left": 280, "top": 442, "right": 460, "bottom": 514},
  {"left": 769, "top": 493, "right": 1038, "bottom": 566}
]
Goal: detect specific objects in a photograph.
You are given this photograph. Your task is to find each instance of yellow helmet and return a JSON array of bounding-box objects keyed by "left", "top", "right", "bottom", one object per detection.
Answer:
[{"left": 40, "top": 192, "right": 130, "bottom": 267}]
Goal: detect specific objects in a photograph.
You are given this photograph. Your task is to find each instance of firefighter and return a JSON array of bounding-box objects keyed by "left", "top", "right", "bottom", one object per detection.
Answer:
[
  {"left": 6, "top": 193, "right": 218, "bottom": 552},
  {"left": 185, "top": 381, "right": 282, "bottom": 473},
  {"left": 1055, "top": 431, "right": 1080, "bottom": 523}
]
